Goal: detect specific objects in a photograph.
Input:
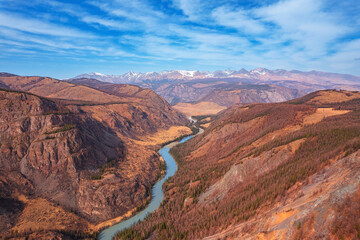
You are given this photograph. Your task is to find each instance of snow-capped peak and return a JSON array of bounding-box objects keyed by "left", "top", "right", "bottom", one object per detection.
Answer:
[
  {"left": 92, "top": 72, "right": 106, "bottom": 76},
  {"left": 122, "top": 71, "right": 141, "bottom": 79},
  {"left": 176, "top": 70, "right": 198, "bottom": 77},
  {"left": 224, "top": 69, "right": 235, "bottom": 75},
  {"left": 250, "top": 68, "right": 270, "bottom": 75}
]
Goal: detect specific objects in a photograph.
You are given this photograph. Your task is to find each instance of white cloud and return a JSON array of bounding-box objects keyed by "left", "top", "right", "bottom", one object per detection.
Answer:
[
  {"left": 0, "top": 27, "right": 100, "bottom": 52},
  {"left": 255, "top": 0, "right": 351, "bottom": 55},
  {"left": 172, "top": 0, "right": 204, "bottom": 21},
  {"left": 0, "top": 0, "right": 359, "bottom": 76},
  {"left": 0, "top": 12, "right": 92, "bottom": 38},
  {"left": 212, "top": 6, "right": 266, "bottom": 34},
  {"left": 81, "top": 16, "right": 138, "bottom": 30},
  {"left": 88, "top": 0, "right": 166, "bottom": 32}
]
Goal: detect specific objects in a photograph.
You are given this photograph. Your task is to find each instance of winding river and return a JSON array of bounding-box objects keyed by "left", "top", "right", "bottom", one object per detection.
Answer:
[{"left": 99, "top": 127, "right": 202, "bottom": 240}]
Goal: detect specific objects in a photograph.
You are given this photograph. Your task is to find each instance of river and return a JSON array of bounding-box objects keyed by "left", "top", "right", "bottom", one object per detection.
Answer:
[{"left": 98, "top": 128, "right": 202, "bottom": 240}]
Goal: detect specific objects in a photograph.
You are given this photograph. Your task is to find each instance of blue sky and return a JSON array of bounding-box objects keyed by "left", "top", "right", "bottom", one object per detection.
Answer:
[{"left": 0, "top": 0, "right": 359, "bottom": 79}]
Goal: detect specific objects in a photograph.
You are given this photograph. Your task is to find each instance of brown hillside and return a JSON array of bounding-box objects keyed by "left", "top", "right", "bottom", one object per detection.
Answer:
[
  {"left": 0, "top": 74, "right": 188, "bottom": 238},
  {"left": 115, "top": 90, "right": 360, "bottom": 240},
  {"left": 0, "top": 89, "right": 123, "bottom": 234},
  {"left": 0, "top": 75, "right": 122, "bottom": 103},
  {"left": 199, "top": 84, "right": 302, "bottom": 107}
]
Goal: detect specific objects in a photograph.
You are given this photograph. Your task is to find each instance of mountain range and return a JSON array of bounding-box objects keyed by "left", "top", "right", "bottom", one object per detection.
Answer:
[
  {"left": 73, "top": 68, "right": 360, "bottom": 87},
  {"left": 73, "top": 69, "right": 360, "bottom": 116}
]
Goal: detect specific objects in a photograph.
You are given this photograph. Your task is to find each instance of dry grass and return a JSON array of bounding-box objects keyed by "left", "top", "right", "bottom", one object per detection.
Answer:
[
  {"left": 201, "top": 122, "right": 212, "bottom": 128},
  {"left": 309, "top": 90, "right": 360, "bottom": 104},
  {"left": 47, "top": 85, "right": 122, "bottom": 103},
  {"left": 302, "top": 107, "right": 350, "bottom": 125},
  {"left": 93, "top": 208, "right": 136, "bottom": 231},
  {"left": 11, "top": 198, "right": 92, "bottom": 233},
  {"left": 133, "top": 126, "right": 192, "bottom": 146},
  {"left": 173, "top": 101, "right": 227, "bottom": 117},
  {"left": 250, "top": 108, "right": 349, "bottom": 149},
  {"left": 0, "top": 76, "right": 124, "bottom": 103},
  {"left": 272, "top": 209, "right": 298, "bottom": 225}
]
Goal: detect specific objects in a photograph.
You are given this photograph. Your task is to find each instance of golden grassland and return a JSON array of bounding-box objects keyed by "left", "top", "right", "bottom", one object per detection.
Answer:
[
  {"left": 309, "top": 90, "right": 360, "bottom": 104},
  {"left": 302, "top": 107, "right": 350, "bottom": 125},
  {"left": 10, "top": 197, "right": 93, "bottom": 233},
  {"left": 173, "top": 101, "right": 227, "bottom": 117},
  {"left": 133, "top": 126, "right": 192, "bottom": 146},
  {"left": 92, "top": 208, "right": 136, "bottom": 231}
]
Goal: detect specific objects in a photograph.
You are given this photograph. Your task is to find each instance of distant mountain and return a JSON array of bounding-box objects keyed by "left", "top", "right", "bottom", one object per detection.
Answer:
[
  {"left": 72, "top": 69, "right": 360, "bottom": 108},
  {"left": 197, "top": 84, "right": 302, "bottom": 107},
  {"left": 72, "top": 68, "right": 360, "bottom": 86}
]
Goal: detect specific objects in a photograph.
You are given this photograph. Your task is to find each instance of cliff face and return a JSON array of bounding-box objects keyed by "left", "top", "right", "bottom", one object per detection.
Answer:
[
  {"left": 0, "top": 90, "right": 126, "bottom": 228},
  {"left": 0, "top": 74, "right": 188, "bottom": 237},
  {"left": 67, "top": 78, "right": 188, "bottom": 137}
]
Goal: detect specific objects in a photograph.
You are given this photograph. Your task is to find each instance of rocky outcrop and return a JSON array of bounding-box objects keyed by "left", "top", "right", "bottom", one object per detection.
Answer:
[
  {"left": 0, "top": 90, "right": 127, "bottom": 223},
  {"left": 67, "top": 78, "right": 188, "bottom": 137},
  {"left": 204, "top": 150, "right": 360, "bottom": 240},
  {"left": 199, "top": 139, "right": 305, "bottom": 204}
]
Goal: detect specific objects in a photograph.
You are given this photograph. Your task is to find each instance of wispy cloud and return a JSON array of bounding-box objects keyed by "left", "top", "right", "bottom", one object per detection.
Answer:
[
  {"left": 256, "top": 0, "right": 351, "bottom": 55},
  {"left": 212, "top": 6, "right": 266, "bottom": 34},
  {"left": 172, "top": 0, "right": 205, "bottom": 21},
  {"left": 81, "top": 16, "right": 138, "bottom": 30},
  {"left": 0, "top": 11, "right": 92, "bottom": 38},
  {"left": 0, "top": 0, "right": 359, "bottom": 77}
]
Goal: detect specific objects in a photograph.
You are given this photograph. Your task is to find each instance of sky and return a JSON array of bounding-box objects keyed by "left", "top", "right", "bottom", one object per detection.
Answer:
[{"left": 0, "top": 0, "right": 359, "bottom": 79}]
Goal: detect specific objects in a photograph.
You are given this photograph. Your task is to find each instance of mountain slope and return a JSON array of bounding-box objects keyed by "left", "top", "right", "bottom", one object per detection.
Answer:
[
  {"left": 114, "top": 90, "right": 360, "bottom": 240},
  {"left": 197, "top": 84, "right": 301, "bottom": 107},
  {"left": 0, "top": 74, "right": 187, "bottom": 137},
  {"left": 0, "top": 89, "right": 124, "bottom": 233},
  {"left": 0, "top": 74, "right": 189, "bottom": 238}
]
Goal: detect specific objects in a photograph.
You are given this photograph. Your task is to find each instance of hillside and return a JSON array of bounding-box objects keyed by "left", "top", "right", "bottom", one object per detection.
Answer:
[
  {"left": 157, "top": 81, "right": 304, "bottom": 106},
  {"left": 0, "top": 74, "right": 187, "bottom": 137},
  {"left": 0, "top": 74, "right": 189, "bottom": 238},
  {"left": 198, "top": 84, "right": 302, "bottom": 107},
  {"left": 114, "top": 90, "right": 360, "bottom": 239},
  {"left": 0, "top": 89, "right": 124, "bottom": 235},
  {"left": 171, "top": 83, "right": 302, "bottom": 118}
]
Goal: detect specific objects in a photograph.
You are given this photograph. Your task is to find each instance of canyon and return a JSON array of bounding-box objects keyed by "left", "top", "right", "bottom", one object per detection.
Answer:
[
  {"left": 0, "top": 74, "right": 189, "bottom": 239},
  {"left": 113, "top": 89, "right": 360, "bottom": 240},
  {"left": 1, "top": 72, "right": 360, "bottom": 240}
]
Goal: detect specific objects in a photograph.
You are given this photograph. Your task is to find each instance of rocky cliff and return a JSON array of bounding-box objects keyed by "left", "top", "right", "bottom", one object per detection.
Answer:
[
  {"left": 0, "top": 89, "right": 123, "bottom": 232},
  {"left": 0, "top": 74, "right": 188, "bottom": 238}
]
